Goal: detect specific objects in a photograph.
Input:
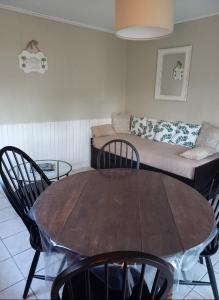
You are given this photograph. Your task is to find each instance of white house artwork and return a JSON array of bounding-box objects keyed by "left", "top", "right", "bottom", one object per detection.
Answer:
[
  {"left": 18, "top": 40, "right": 48, "bottom": 74},
  {"left": 173, "top": 61, "right": 183, "bottom": 81}
]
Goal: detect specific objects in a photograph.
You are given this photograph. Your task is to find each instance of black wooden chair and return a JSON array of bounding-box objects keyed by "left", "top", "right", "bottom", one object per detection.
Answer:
[
  {"left": 0, "top": 146, "right": 52, "bottom": 299},
  {"left": 97, "top": 139, "right": 140, "bottom": 170},
  {"left": 179, "top": 175, "right": 219, "bottom": 300},
  {"left": 51, "top": 251, "right": 174, "bottom": 300}
]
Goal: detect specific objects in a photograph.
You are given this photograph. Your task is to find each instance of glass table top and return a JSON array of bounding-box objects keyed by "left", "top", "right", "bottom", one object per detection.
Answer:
[{"left": 10, "top": 159, "right": 72, "bottom": 181}]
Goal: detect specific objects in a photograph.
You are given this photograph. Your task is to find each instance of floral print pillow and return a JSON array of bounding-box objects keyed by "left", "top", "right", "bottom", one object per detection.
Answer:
[
  {"left": 170, "top": 122, "right": 201, "bottom": 148},
  {"left": 142, "top": 119, "right": 158, "bottom": 140},
  {"left": 131, "top": 117, "right": 147, "bottom": 136},
  {"left": 154, "top": 121, "right": 179, "bottom": 143}
]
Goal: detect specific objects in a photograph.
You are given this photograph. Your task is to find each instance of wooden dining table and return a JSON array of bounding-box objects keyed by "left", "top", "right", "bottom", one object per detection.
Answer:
[{"left": 32, "top": 169, "right": 215, "bottom": 258}]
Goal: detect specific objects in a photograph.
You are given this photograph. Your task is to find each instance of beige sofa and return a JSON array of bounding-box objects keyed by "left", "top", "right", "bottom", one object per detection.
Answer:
[
  {"left": 92, "top": 133, "right": 219, "bottom": 180},
  {"left": 91, "top": 125, "right": 219, "bottom": 197}
]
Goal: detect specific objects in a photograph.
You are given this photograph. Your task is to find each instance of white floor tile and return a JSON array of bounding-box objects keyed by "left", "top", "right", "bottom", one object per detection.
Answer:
[
  {"left": 31, "top": 277, "right": 52, "bottom": 300},
  {"left": 13, "top": 248, "right": 45, "bottom": 278},
  {"left": 172, "top": 284, "right": 191, "bottom": 300},
  {"left": 211, "top": 249, "right": 219, "bottom": 265},
  {"left": 0, "top": 240, "right": 10, "bottom": 262},
  {"left": 0, "top": 217, "right": 26, "bottom": 239},
  {"left": 184, "top": 289, "right": 205, "bottom": 299},
  {"left": 1, "top": 218, "right": 26, "bottom": 240},
  {"left": 192, "top": 262, "right": 208, "bottom": 281},
  {"left": 213, "top": 260, "right": 219, "bottom": 273},
  {"left": 0, "top": 280, "right": 36, "bottom": 299},
  {"left": 3, "top": 230, "right": 31, "bottom": 256},
  {"left": 0, "top": 206, "right": 18, "bottom": 223},
  {"left": 179, "top": 262, "right": 208, "bottom": 283},
  {"left": 193, "top": 271, "right": 219, "bottom": 299},
  {"left": 43, "top": 255, "right": 66, "bottom": 277},
  {"left": 0, "top": 258, "right": 23, "bottom": 291},
  {"left": 0, "top": 197, "right": 10, "bottom": 210}
]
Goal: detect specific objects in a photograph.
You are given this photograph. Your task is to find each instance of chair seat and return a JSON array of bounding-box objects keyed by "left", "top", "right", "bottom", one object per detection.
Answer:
[{"left": 62, "top": 265, "right": 150, "bottom": 300}]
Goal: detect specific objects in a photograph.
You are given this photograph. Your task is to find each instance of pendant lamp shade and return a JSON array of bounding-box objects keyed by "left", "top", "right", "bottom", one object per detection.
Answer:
[{"left": 115, "top": 0, "right": 175, "bottom": 40}]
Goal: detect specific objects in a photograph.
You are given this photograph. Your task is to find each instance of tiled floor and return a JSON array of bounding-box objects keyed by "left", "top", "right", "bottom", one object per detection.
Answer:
[{"left": 0, "top": 170, "right": 218, "bottom": 299}]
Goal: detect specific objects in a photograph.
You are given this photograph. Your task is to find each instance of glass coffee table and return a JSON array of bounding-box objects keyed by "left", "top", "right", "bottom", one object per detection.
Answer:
[
  {"left": 35, "top": 160, "right": 72, "bottom": 181},
  {"left": 11, "top": 159, "right": 72, "bottom": 182}
]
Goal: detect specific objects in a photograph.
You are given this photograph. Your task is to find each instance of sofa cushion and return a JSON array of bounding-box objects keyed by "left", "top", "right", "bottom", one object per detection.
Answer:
[
  {"left": 93, "top": 134, "right": 219, "bottom": 179},
  {"left": 142, "top": 119, "right": 158, "bottom": 140},
  {"left": 91, "top": 124, "right": 116, "bottom": 138},
  {"left": 131, "top": 117, "right": 147, "bottom": 136},
  {"left": 112, "top": 112, "right": 131, "bottom": 134},
  {"left": 154, "top": 121, "right": 179, "bottom": 143},
  {"left": 170, "top": 122, "right": 201, "bottom": 148},
  {"left": 196, "top": 122, "right": 219, "bottom": 149},
  {"left": 180, "top": 147, "right": 217, "bottom": 161}
]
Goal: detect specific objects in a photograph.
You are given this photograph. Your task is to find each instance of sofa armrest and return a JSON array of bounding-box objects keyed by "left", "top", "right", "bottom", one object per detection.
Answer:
[{"left": 91, "top": 124, "right": 115, "bottom": 138}]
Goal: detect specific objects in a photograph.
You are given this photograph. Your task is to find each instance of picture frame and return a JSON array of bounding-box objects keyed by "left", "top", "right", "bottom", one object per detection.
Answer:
[{"left": 155, "top": 46, "right": 192, "bottom": 101}]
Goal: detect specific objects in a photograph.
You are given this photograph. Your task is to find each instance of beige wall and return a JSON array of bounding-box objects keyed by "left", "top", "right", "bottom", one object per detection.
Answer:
[
  {"left": 1, "top": 9, "right": 219, "bottom": 126},
  {"left": 125, "top": 15, "right": 219, "bottom": 126},
  {"left": 0, "top": 8, "right": 127, "bottom": 124}
]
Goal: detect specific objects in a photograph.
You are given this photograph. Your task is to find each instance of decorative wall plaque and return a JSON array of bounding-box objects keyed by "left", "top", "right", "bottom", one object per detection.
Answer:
[{"left": 18, "top": 40, "right": 48, "bottom": 74}]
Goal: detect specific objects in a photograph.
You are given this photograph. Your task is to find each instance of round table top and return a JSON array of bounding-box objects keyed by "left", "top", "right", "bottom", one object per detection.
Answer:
[{"left": 33, "top": 169, "right": 215, "bottom": 258}]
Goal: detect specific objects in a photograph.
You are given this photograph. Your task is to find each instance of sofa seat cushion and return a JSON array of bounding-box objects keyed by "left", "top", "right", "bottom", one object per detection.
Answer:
[
  {"left": 180, "top": 147, "right": 217, "bottom": 160},
  {"left": 93, "top": 134, "right": 219, "bottom": 180},
  {"left": 91, "top": 124, "right": 116, "bottom": 138}
]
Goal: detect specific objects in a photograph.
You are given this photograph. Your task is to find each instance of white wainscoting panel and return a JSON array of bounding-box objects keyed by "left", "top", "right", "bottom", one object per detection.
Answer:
[{"left": 0, "top": 118, "right": 111, "bottom": 170}]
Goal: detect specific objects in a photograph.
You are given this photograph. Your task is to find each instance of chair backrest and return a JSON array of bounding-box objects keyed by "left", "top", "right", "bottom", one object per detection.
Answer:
[
  {"left": 51, "top": 251, "right": 174, "bottom": 300},
  {"left": 0, "top": 146, "right": 51, "bottom": 233},
  {"left": 209, "top": 174, "right": 219, "bottom": 227},
  {"left": 203, "top": 175, "right": 219, "bottom": 256},
  {"left": 97, "top": 139, "right": 140, "bottom": 170}
]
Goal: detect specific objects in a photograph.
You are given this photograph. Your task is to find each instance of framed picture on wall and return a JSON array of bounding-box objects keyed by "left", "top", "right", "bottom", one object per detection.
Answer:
[{"left": 155, "top": 46, "right": 192, "bottom": 101}]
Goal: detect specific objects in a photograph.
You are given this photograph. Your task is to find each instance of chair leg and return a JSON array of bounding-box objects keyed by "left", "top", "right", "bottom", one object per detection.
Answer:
[
  {"left": 23, "top": 250, "right": 40, "bottom": 299},
  {"left": 199, "top": 257, "right": 204, "bottom": 264},
  {"left": 205, "top": 256, "right": 219, "bottom": 300}
]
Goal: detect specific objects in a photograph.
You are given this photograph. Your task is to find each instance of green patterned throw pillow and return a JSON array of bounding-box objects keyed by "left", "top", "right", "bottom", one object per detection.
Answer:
[
  {"left": 142, "top": 119, "right": 158, "bottom": 140},
  {"left": 170, "top": 122, "right": 201, "bottom": 148},
  {"left": 154, "top": 121, "right": 179, "bottom": 143},
  {"left": 131, "top": 117, "right": 147, "bottom": 136}
]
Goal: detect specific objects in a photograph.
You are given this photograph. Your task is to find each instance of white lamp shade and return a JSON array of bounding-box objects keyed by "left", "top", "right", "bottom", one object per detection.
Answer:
[{"left": 115, "top": 0, "right": 175, "bottom": 40}]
